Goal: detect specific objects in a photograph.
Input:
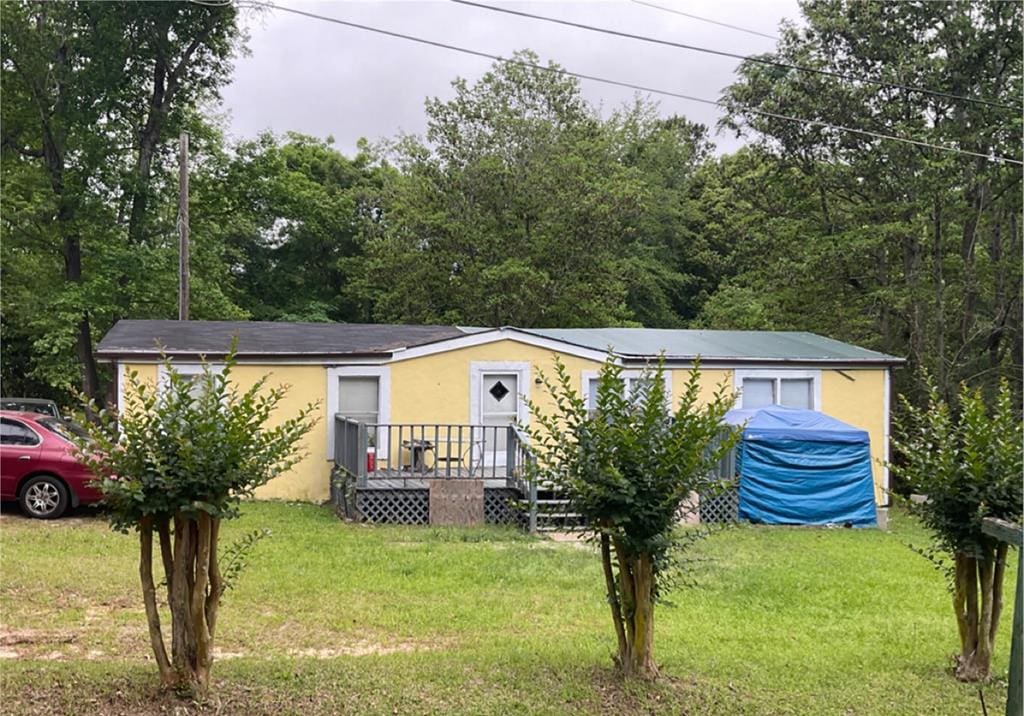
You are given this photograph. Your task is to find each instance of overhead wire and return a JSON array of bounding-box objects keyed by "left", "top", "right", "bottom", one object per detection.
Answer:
[
  {"left": 627, "top": 0, "right": 779, "bottom": 41},
  {"left": 449, "top": 0, "right": 1020, "bottom": 112},
  {"left": 221, "top": 1, "right": 1023, "bottom": 166}
]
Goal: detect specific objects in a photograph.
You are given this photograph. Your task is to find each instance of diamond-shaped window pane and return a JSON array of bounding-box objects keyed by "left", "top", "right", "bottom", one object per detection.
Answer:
[{"left": 489, "top": 381, "right": 510, "bottom": 402}]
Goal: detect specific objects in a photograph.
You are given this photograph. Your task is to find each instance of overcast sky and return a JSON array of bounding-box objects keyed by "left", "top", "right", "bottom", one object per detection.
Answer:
[{"left": 221, "top": 0, "right": 802, "bottom": 156}]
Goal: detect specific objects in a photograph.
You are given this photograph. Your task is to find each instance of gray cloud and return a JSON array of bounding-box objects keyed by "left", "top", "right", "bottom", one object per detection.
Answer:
[{"left": 221, "top": 0, "right": 800, "bottom": 155}]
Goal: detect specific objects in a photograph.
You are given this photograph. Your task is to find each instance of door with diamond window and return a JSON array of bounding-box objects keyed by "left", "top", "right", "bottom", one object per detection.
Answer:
[{"left": 479, "top": 373, "right": 518, "bottom": 471}]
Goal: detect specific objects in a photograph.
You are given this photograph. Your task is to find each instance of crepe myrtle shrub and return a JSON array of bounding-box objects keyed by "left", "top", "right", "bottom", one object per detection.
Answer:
[
  {"left": 73, "top": 354, "right": 317, "bottom": 695},
  {"left": 524, "top": 357, "right": 740, "bottom": 679},
  {"left": 889, "top": 377, "right": 1022, "bottom": 683}
]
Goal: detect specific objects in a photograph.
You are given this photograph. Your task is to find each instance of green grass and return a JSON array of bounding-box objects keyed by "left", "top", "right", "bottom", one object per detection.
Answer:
[{"left": 0, "top": 502, "right": 1014, "bottom": 715}]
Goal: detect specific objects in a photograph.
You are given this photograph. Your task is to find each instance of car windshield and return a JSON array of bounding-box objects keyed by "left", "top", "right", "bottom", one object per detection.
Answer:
[
  {"left": 37, "top": 417, "right": 90, "bottom": 444},
  {"left": 1, "top": 400, "right": 59, "bottom": 417}
]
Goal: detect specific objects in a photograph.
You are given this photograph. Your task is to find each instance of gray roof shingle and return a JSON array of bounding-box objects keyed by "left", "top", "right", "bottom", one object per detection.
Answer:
[{"left": 95, "top": 320, "right": 468, "bottom": 358}]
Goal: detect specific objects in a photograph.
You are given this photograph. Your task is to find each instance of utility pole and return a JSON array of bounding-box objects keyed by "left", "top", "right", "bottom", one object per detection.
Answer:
[{"left": 177, "top": 131, "right": 190, "bottom": 321}]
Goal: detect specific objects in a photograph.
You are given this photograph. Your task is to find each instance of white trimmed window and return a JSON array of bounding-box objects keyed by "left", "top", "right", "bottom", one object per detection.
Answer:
[
  {"left": 337, "top": 376, "right": 380, "bottom": 425},
  {"left": 157, "top": 363, "right": 223, "bottom": 399},
  {"left": 582, "top": 370, "right": 672, "bottom": 412},
  {"left": 734, "top": 369, "right": 821, "bottom": 410},
  {"left": 326, "top": 366, "right": 390, "bottom": 458}
]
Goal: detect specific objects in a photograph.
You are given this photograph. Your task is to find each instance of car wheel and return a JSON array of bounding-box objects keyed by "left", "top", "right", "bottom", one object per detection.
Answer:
[{"left": 19, "top": 475, "right": 69, "bottom": 519}]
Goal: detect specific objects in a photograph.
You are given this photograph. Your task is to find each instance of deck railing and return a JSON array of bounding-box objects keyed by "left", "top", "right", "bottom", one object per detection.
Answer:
[
  {"left": 510, "top": 425, "right": 538, "bottom": 533},
  {"left": 334, "top": 415, "right": 531, "bottom": 488}
]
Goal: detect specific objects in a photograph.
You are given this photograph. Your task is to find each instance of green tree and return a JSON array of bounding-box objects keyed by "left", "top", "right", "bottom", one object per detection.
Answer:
[
  {"left": 720, "top": 1, "right": 1023, "bottom": 404},
  {"left": 190, "top": 132, "right": 384, "bottom": 322},
  {"left": 1, "top": 2, "right": 244, "bottom": 401},
  {"left": 356, "top": 52, "right": 714, "bottom": 328},
  {"left": 525, "top": 358, "right": 740, "bottom": 678},
  {"left": 889, "top": 378, "right": 1022, "bottom": 682},
  {"left": 73, "top": 356, "right": 317, "bottom": 694}
]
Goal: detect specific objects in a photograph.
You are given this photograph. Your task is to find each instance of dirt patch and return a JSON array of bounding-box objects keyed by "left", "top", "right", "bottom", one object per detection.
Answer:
[
  {"left": 215, "top": 638, "right": 445, "bottom": 660},
  {"left": 290, "top": 639, "right": 434, "bottom": 657},
  {"left": 534, "top": 533, "right": 592, "bottom": 550},
  {"left": 0, "top": 627, "right": 77, "bottom": 647},
  {"left": 1, "top": 635, "right": 445, "bottom": 663},
  {"left": 0, "top": 505, "right": 107, "bottom": 526},
  {"left": 0, "top": 627, "right": 81, "bottom": 660},
  {"left": 545, "top": 531, "right": 589, "bottom": 543}
]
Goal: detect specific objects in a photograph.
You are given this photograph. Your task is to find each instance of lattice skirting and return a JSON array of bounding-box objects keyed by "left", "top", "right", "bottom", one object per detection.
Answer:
[
  {"left": 484, "top": 488, "right": 527, "bottom": 526},
  {"left": 357, "top": 489, "right": 429, "bottom": 524},
  {"left": 355, "top": 488, "right": 524, "bottom": 526},
  {"left": 699, "top": 485, "right": 740, "bottom": 523}
]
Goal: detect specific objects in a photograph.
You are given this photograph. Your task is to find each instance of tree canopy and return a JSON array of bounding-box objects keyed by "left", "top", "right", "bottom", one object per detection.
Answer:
[
  {"left": 720, "top": 0, "right": 1022, "bottom": 403},
  {"left": 2, "top": 1, "right": 244, "bottom": 402}
]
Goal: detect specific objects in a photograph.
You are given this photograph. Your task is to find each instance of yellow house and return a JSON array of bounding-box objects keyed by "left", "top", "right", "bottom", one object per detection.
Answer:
[{"left": 95, "top": 321, "right": 902, "bottom": 525}]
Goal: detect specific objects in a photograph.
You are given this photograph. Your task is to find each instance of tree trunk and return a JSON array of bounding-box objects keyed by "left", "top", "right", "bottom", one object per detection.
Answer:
[
  {"left": 953, "top": 548, "right": 1007, "bottom": 682},
  {"left": 170, "top": 513, "right": 197, "bottom": 687},
  {"left": 628, "top": 553, "right": 658, "bottom": 679},
  {"left": 600, "top": 533, "right": 628, "bottom": 662},
  {"left": 139, "top": 517, "right": 173, "bottom": 686},
  {"left": 609, "top": 538, "right": 659, "bottom": 679},
  {"left": 124, "top": 512, "right": 226, "bottom": 696},
  {"left": 190, "top": 512, "right": 214, "bottom": 692}
]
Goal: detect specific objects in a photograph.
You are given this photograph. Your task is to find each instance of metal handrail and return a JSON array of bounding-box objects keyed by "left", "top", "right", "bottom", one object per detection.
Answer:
[{"left": 511, "top": 425, "right": 538, "bottom": 534}]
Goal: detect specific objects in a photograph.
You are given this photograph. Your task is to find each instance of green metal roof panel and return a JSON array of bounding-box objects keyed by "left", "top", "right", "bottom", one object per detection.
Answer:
[{"left": 524, "top": 328, "right": 903, "bottom": 364}]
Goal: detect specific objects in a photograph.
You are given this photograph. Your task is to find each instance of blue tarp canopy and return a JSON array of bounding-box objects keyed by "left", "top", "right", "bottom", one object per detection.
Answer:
[{"left": 723, "top": 405, "right": 877, "bottom": 527}]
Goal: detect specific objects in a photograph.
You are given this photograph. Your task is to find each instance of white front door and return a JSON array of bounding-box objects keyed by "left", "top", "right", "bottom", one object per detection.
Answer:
[{"left": 479, "top": 372, "right": 518, "bottom": 469}]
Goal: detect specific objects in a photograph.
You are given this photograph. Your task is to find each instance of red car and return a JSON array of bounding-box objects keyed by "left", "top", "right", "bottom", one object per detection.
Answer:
[{"left": 0, "top": 410, "right": 102, "bottom": 519}]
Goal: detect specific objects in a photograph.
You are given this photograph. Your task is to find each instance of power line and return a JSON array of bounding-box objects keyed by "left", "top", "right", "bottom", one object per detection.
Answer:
[
  {"left": 237, "top": 1, "right": 1023, "bottom": 166},
  {"left": 449, "top": 0, "right": 1019, "bottom": 112},
  {"left": 628, "top": 0, "right": 779, "bottom": 41}
]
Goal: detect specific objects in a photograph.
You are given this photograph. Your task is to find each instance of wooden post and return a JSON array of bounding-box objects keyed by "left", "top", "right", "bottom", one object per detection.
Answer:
[
  {"left": 981, "top": 517, "right": 1022, "bottom": 716},
  {"left": 177, "top": 132, "right": 190, "bottom": 321},
  {"left": 1010, "top": 547, "right": 1023, "bottom": 716}
]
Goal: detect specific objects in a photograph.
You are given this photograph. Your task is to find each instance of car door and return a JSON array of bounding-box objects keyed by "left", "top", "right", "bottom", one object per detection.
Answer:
[{"left": 0, "top": 418, "right": 42, "bottom": 500}]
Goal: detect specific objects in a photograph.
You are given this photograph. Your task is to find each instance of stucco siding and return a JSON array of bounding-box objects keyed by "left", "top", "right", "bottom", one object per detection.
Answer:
[
  {"left": 389, "top": 339, "right": 603, "bottom": 424},
  {"left": 820, "top": 369, "right": 888, "bottom": 503},
  {"left": 389, "top": 341, "right": 731, "bottom": 424},
  {"left": 121, "top": 362, "right": 331, "bottom": 503}
]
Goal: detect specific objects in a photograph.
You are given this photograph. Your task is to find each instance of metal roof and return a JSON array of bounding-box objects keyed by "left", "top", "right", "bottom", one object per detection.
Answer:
[
  {"left": 95, "top": 320, "right": 468, "bottom": 358},
  {"left": 524, "top": 328, "right": 903, "bottom": 364},
  {"left": 95, "top": 320, "right": 903, "bottom": 365}
]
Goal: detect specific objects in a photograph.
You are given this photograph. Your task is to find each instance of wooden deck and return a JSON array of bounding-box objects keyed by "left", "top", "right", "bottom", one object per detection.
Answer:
[
  {"left": 358, "top": 477, "right": 515, "bottom": 490},
  {"left": 333, "top": 417, "right": 538, "bottom": 530}
]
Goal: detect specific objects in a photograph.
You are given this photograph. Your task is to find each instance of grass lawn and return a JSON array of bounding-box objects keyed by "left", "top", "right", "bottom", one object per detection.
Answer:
[{"left": 0, "top": 501, "right": 1014, "bottom": 715}]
